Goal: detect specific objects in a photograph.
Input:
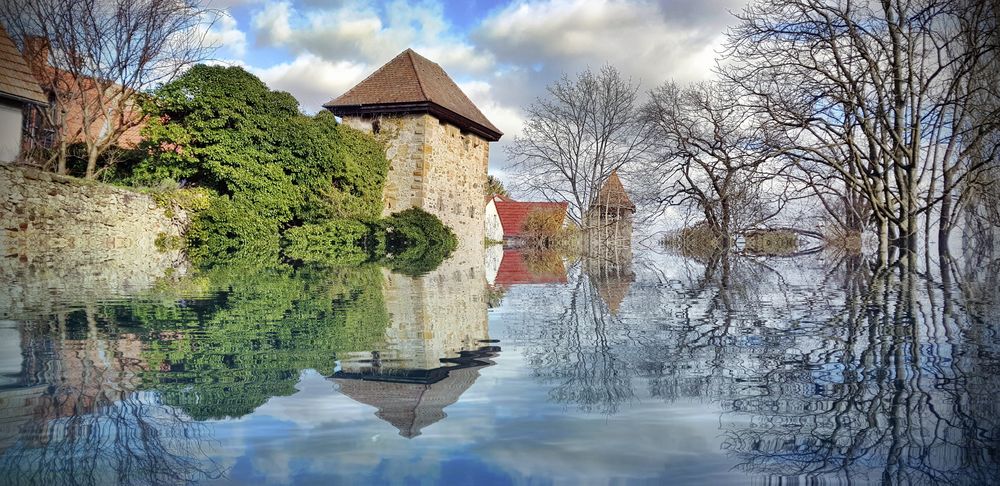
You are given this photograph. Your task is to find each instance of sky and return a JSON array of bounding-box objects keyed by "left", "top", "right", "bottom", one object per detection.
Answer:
[{"left": 202, "top": 0, "right": 751, "bottom": 175}]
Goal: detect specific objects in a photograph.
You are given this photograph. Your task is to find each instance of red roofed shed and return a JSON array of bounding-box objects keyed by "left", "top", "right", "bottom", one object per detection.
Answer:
[{"left": 493, "top": 200, "right": 568, "bottom": 238}]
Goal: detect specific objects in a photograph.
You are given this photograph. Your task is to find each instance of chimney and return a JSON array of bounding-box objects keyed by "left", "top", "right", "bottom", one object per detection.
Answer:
[{"left": 22, "top": 36, "right": 50, "bottom": 72}]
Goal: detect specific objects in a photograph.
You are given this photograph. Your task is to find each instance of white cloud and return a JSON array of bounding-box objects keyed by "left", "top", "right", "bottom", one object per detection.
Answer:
[
  {"left": 476, "top": 0, "right": 747, "bottom": 85},
  {"left": 201, "top": 10, "right": 248, "bottom": 59},
  {"left": 248, "top": 0, "right": 493, "bottom": 77},
  {"left": 251, "top": 2, "right": 293, "bottom": 46},
  {"left": 248, "top": 53, "right": 369, "bottom": 112}
]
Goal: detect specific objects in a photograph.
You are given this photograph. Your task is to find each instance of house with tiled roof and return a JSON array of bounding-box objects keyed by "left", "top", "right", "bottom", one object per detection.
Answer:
[
  {"left": 485, "top": 194, "right": 569, "bottom": 244},
  {"left": 489, "top": 249, "right": 567, "bottom": 286},
  {"left": 325, "top": 49, "right": 502, "bottom": 250},
  {"left": 0, "top": 26, "right": 47, "bottom": 162},
  {"left": 20, "top": 36, "right": 145, "bottom": 155}
]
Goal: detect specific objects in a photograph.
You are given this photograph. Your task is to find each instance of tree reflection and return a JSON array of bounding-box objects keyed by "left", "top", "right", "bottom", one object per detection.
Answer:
[
  {"left": 0, "top": 312, "right": 223, "bottom": 485},
  {"left": 0, "top": 263, "right": 394, "bottom": 484},
  {"left": 516, "top": 248, "right": 1000, "bottom": 483}
]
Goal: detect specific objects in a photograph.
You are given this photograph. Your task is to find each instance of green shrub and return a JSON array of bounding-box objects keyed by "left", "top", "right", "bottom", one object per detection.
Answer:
[
  {"left": 283, "top": 220, "right": 371, "bottom": 266},
  {"left": 379, "top": 208, "right": 459, "bottom": 275}
]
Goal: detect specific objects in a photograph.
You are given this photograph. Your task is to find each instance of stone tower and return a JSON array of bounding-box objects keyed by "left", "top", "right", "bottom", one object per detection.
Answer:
[
  {"left": 324, "top": 49, "right": 503, "bottom": 248},
  {"left": 585, "top": 170, "right": 635, "bottom": 258}
]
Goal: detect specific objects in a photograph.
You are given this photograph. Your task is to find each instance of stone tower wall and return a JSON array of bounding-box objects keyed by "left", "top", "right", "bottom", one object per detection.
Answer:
[{"left": 341, "top": 113, "right": 488, "bottom": 250}]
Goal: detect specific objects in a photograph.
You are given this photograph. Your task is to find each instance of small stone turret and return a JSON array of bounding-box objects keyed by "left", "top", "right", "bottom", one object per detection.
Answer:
[{"left": 585, "top": 170, "right": 635, "bottom": 252}]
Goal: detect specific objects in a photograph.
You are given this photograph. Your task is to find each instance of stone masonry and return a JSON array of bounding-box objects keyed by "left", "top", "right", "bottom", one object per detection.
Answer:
[
  {"left": 342, "top": 113, "right": 489, "bottom": 250},
  {"left": 0, "top": 164, "right": 189, "bottom": 316}
]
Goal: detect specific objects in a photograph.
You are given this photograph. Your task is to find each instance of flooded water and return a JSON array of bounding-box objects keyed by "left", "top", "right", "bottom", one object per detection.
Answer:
[{"left": 1, "top": 246, "right": 998, "bottom": 485}]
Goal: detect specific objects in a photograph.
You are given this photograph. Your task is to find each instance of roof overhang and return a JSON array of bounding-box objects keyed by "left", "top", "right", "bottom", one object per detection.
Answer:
[
  {"left": 0, "top": 91, "right": 48, "bottom": 106},
  {"left": 324, "top": 101, "right": 503, "bottom": 142}
]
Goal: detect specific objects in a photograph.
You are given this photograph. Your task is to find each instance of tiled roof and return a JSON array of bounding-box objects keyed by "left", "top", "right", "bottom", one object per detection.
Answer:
[
  {"left": 0, "top": 26, "right": 46, "bottom": 104},
  {"left": 325, "top": 49, "right": 502, "bottom": 141},
  {"left": 590, "top": 171, "right": 635, "bottom": 211},
  {"left": 493, "top": 249, "right": 567, "bottom": 286},
  {"left": 494, "top": 200, "right": 568, "bottom": 238}
]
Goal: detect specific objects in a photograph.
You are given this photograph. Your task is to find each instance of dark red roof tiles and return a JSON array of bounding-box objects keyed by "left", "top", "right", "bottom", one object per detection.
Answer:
[
  {"left": 325, "top": 49, "right": 502, "bottom": 141},
  {"left": 494, "top": 200, "right": 568, "bottom": 238}
]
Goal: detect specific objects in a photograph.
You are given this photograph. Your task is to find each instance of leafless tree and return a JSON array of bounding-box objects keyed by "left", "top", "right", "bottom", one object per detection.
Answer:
[
  {"left": 643, "top": 80, "right": 792, "bottom": 245},
  {"left": 0, "top": 0, "right": 216, "bottom": 178},
  {"left": 723, "top": 0, "right": 1000, "bottom": 263},
  {"left": 507, "top": 66, "right": 652, "bottom": 224}
]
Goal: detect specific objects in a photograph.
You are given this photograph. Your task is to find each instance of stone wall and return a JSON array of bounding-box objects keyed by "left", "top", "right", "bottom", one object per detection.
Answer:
[
  {"left": 0, "top": 164, "right": 189, "bottom": 317},
  {"left": 342, "top": 113, "right": 489, "bottom": 250}
]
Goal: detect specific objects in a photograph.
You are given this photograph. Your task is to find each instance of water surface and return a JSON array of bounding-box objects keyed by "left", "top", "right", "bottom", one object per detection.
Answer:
[{"left": 1, "top": 248, "right": 998, "bottom": 485}]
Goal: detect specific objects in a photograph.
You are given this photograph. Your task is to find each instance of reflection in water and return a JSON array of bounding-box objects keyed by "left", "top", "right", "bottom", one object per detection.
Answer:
[
  {"left": 333, "top": 244, "right": 497, "bottom": 438},
  {"left": 509, "top": 249, "right": 1000, "bottom": 484},
  {"left": 333, "top": 346, "right": 499, "bottom": 438},
  {"left": 0, "top": 242, "right": 998, "bottom": 484}
]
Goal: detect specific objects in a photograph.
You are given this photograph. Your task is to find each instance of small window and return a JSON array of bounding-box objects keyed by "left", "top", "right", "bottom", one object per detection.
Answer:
[{"left": 372, "top": 119, "right": 381, "bottom": 134}]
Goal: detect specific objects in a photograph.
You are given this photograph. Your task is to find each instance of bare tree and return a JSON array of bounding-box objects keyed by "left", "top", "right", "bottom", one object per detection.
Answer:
[
  {"left": 507, "top": 66, "right": 652, "bottom": 224},
  {"left": 0, "top": 0, "right": 216, "bottom": 178},
  {"left": 643, "top": 81, "right": 789, "bottom": 245},
  {"left": 723, "top": 0, "right": 1000, "bottom": 262}
]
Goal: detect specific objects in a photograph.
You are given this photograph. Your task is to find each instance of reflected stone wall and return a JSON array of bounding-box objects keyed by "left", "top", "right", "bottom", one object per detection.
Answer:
[{"left": 350, "top": 243, "right": 488, "bottom": 371}]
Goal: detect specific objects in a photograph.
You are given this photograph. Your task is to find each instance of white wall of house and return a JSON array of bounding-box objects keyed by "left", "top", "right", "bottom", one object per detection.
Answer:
[
  {"left": 485, "top": 198, "right": 504, "bottom": 241},
  {"left": 0, "top": 101, "right": 23, "bottom": 162}
]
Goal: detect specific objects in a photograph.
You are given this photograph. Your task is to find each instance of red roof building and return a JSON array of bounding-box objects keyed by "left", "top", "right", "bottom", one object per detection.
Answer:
[
  {"left": 22, "top": 36, "right": 145, "bottom": 152},
  {"left": 492, "top": 200, "right": 568, "bottom": 239}
]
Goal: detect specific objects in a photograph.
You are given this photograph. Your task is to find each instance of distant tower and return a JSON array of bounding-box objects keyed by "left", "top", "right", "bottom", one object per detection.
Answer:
[
  {"left": 324, "top": 49, "right": 503, "bottom": 249},
  {"left": 585, "top": 171, "right": 635, "bottom": 253}
]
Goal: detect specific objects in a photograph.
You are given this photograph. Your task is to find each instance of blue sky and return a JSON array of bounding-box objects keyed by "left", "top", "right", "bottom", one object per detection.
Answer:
[{"left": 202, "top": 0, "right": 749, "bottom": 172}]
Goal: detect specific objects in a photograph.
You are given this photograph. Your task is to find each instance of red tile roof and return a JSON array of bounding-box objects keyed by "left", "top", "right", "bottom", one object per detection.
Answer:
[
  {"left": 324, "top": 49, "right": 502, "bottom": 141},
  {"left": 493, "top": 250, "right": 567, "bottom": 286},
  {"left": 0, "top": 26, "right": 46, "bottom": 104},
  {"left": 494, "top": 200, "right": 568, "bottom": 238}
]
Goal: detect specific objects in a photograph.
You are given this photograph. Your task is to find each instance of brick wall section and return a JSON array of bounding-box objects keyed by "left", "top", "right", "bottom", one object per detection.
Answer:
[
  {"left": 342, "top": 113, "right": 488, "bottom": 251},
  {"left": 0, "top": 164, "right": 189, "bottom": 316}
]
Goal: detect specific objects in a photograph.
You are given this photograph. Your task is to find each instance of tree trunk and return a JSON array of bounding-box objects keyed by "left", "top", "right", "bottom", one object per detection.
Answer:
[
  {"left": 85, "top": 145, "right": 99, "bottom": 179},
  {"left": 57, "top": 140, "right": 68, "bottom": 175},
  {"left": 938, "top": 168, "right": 953, "bottom": 256},
  {"left": 878, "top": 216, "right": 890, "bottom": 267}
]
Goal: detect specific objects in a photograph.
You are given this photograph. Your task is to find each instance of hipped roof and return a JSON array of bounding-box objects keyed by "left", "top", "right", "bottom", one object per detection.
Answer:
[
  {"left": 0, "top": 26, "right": 46, "bottom": 104},
  {"left": 324, "top": 48, "right": 502, "bottom": 141},
  {"left": 590, "top": 171, "right": 635, "bottom": 211}
]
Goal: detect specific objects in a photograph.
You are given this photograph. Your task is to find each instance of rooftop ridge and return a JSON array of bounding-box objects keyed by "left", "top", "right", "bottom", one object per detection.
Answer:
[{"left": 405, "top": 49, "right": 429, "bottom": 102}]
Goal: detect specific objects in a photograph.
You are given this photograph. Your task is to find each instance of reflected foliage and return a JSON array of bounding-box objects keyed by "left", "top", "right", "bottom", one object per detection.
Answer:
[
  {"left": 130, "top": 264, "right": 390, "bottom": 420},
  {"left": 0, "top": 263, "right": 392, "bottom": 484}
]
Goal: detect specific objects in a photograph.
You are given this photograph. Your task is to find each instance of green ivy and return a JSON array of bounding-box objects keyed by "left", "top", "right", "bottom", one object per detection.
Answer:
[{"left": 114, "top": 64, "right": 455, "bottom": 270}]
